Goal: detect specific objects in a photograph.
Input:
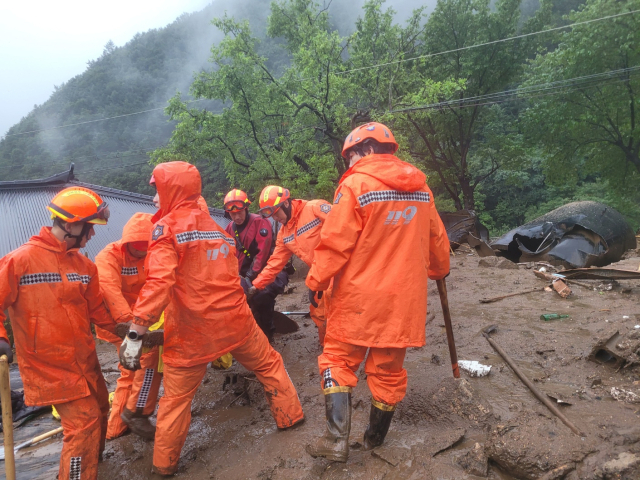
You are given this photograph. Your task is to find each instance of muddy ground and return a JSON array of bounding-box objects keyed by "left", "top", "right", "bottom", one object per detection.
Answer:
[{"left": 6, "top": 250, "right": 640, "bottom": 479}]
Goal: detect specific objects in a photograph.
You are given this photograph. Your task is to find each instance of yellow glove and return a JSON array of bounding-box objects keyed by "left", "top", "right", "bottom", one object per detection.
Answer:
[{"left": 211, "top": 352, "right": 233, "bottom": 370}]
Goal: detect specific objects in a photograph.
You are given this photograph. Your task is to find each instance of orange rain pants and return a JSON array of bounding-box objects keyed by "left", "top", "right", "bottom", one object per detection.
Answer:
[
  {"left": 318, "top": 335, "right": 407, "bottom": 406},
  {"left": 153, "top": 321, "right": 303, "bottom": 475},
  {"left": 54, "top": 368, "right": 110, "bottom": 480},
  {"left": 107, "top": 346, "right": 162, "bottom": 439}
]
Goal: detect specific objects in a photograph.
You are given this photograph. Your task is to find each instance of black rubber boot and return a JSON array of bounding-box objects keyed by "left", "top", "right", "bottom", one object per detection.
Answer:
[
  {"left": 362, "top": 401, "right": 395, "bottom": 450},
  {"left": 306, "top": 390, "right": 351, "bottom": 462},
  {"left": 121, "top": 408, "right": 156, "bottom": 440}
]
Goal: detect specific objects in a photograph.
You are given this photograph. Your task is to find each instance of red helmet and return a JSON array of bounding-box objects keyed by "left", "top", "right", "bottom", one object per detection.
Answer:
[
  {"left": 258, "top": 185, "right": 290, "bottom": 218},
  {"left": 341, "top": 122, "right": 398, "bottom": 159},
  {"left": 223, "top": 189, "right": 251, "bottom": 212},
  {"left": 47, "top": 187, "right": 110, "bottom": 225}
]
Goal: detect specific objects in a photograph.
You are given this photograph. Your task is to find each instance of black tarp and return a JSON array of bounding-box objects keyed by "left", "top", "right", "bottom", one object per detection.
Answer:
[{"left": 491, "top": 201, "right": 637, "bottom": 268}]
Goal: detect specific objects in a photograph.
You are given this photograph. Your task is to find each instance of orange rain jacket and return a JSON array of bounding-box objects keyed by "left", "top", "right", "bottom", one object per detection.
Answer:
[
  {"left": 95, "top": 213, "right": 154, "bottom": 344},
  {"left": 306, "top": 154, "right": 450, "bottom": 348},
  {"left": 0, "top": 227, "right": 117, "bottom": 406},
  {"left": 132, "top": 162, "right": 255, "bottom": 367},
  {"left": 252, "top": 199, "right": 332, "bottom": 290}
]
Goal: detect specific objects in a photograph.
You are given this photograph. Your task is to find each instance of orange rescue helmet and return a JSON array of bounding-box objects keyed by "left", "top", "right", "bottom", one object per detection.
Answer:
[
  {"left": 47, "top": 187, "right": 110, "bottom": 225},
  {"left": 341, "top": 122, "right": 398, "bottom": 159},
  {"left": 224, "top": 189, "right": 251, "bottom": 212},
  {"left": 258, "top": 185, "right": 290, "bottom": 218}
]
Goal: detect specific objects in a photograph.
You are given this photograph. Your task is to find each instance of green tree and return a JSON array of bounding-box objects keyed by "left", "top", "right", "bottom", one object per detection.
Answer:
[
  {"left": 153, "top": 0, "right": 457, "bottom": 202},
  {"left": 522, "top": 0, "right": 640, "bottom": 191},
  {"left": 386, "top": 0, "right": 549, "bottom": 211}
]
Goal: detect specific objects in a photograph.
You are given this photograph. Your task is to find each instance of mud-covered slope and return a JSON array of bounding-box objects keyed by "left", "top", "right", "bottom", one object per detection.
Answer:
[{"left": 89, "top": 251, "right": 640, "bottom": 480}]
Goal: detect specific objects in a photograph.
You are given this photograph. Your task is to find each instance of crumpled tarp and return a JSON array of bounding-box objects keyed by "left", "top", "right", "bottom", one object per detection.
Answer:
[
  {"left": 439, "top": 210, "right": 492, "bottom": 255},
  {"left": 491, "top": 201, "right": 637, "bottom": 268},
  {"left": 0, "top": 390, "right": 51, "bottom": 431}
]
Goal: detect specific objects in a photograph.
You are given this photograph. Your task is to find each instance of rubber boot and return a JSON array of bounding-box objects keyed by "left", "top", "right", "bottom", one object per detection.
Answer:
[
  {"left": 306, "top": 390, "right": 351, "bottom": 462},
  {"left": 121, "top": 408, "right": 156, "bottom": 440},
  {"left": 362, "top": 399, "right": 395, "bottom": 450}
]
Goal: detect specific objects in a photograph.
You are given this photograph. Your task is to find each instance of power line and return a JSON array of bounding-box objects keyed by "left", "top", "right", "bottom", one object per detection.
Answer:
[
  {"left": 3, "top": 9, "right": 637, "bottom": 139},
  {"left": 1, "top": 99, "right": 209, "bottom": 139},
  {"left": 389, "top": 66, "right": 640, "bottom": 113},
  {"left": 78, "top": 160, "right": 151, "bottom": 174},
  {"left": 310, "top": 9, "right": 640, "bottom": 78}
]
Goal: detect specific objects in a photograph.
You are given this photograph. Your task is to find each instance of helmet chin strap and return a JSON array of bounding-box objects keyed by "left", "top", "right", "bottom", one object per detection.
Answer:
[
  {"left": 281, "top": 202, "right": 292, "bottom": 225},
  {"left": 60, "top": 220, "right": 92, "bottom": 249}
]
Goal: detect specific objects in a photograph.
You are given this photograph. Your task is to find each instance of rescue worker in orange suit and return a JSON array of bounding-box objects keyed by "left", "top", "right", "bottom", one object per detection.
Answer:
[
  {"left": 224, "top": 189, "right": 290, "bottom": 341},
  {"left": 94, "top": 212, "right": 162, "bottom": 440},
  {"left": 118, "top": 161, "right": 304, "bottom": 476},
  {"left": 0, "top": 187, "right": 117, "bottom": 480},
  {"left": 247, "top": 186, "right": 333, "bottom": 346},
  {"left": 305, "top": 122, "right": 450, "bottom": 462}
]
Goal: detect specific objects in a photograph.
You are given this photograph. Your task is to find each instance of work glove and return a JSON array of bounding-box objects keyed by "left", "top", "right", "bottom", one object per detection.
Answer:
[
  {"left": 115, "top": 322, "right": 132, "bottom": 339},
  {"left": 284, "top": 260, "right": 296, "bottom": 276},
  {"left": 119, "top": 332, "right": 143, "bottom": 371},
  {"left": 240, "top": 276, "right": 253, "bottom": 295},
  {"left": 308, "top": 289, "right": 323, "bottom": 308},
  {"left": 247, "top": 285, "right": 259, "bottom": 301},
  {"left": 0, "top": 339, "right": 13, "bottom": 363}
]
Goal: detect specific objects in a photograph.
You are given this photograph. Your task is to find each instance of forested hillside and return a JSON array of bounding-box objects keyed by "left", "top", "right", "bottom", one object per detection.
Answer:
[{"left": 1, "top": 0, "right": 638, "bottom": 233}]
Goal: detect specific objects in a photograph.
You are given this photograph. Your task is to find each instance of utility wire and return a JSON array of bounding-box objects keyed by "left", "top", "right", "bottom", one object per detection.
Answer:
[
  {"left": 331, "top": 9, "right": 640, "bottom": 77},
  {"left": 2, "top": 9, "right": 637, "bottom": 139},
  {"left": 1, "top": 99, "right": 210, "bottom": 139},
  {"left": 389, "top": 66, "right": 640, "bottom": 113}
]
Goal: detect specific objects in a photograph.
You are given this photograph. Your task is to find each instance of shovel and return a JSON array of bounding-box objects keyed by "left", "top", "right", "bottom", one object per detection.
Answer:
[{"left": 0, "top": 426, "right": 63, "bottom": 461}]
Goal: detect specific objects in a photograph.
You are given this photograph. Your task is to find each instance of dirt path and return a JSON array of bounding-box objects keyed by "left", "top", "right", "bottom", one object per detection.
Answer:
[{"left": 93, "top": 252, "right": 640, "bottom": 479}]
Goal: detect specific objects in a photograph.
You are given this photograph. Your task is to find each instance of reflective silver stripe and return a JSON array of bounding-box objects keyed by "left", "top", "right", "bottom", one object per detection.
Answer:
[
  {"left": 66, "top": 273, "right": 91, "bottom": 284},
  {"left": 283, "top": 218, "right": 321, "bottom": 244},
  {"left": 357, "top": 190, "right": 430, "bottom": 207},
  {"left": 136, "top": 368, "right": 155, "bottom": 409},
  {"left": 69, "top": 456, "right": 82, "bottom": 480},
  {"left": 175, "top": 230, "right": 235, "bottom": 246},
  {"left": 19, "top": 273, "right": 62, "bottom": 285},
  {"left": 296, "top": 218, "right": 321, "bottom": 236},
  {"left": 121, "top": 266, "right": 138, "bottom": 276}
]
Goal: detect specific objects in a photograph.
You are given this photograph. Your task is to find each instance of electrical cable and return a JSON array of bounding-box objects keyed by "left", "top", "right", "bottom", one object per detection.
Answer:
[{"left": 389, "top": 66, "right": 640, "bottom": 113}]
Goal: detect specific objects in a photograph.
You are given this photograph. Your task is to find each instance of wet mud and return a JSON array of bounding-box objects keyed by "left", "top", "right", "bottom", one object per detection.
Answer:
[{"left": 4, "top": 252, "right": 640, "bottom": 479}]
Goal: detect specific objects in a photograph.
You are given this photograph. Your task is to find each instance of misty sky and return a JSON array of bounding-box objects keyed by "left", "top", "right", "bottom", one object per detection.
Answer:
[{"left": 0, "top": 0, "right": 212, "bottom": 138}]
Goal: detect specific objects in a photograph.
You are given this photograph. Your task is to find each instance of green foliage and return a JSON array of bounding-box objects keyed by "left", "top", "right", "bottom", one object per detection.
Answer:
[
  {"left": 2, "top": 0, "right": 638, "bottom": 236},
  {"left": 522, "top": 0, "right": 640, "bottom": 191}
]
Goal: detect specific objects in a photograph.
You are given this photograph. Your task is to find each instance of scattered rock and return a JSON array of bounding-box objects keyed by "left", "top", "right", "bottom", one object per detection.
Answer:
[
  {"left": 497, "top": 259, "right": 519, "bottom": 270},
  {"left": 456, "top": 442, "right": 488, "bottom": 477},
  {"left": 428, "top": 427, "right": 466, "bottom": 456},
  {"left": 371, "top": 444, "right": 410, "bottom": 467},
  {"left": 600, "top": 452, "right": 640, "bottom": 477},
  {"left": 479, "top": 257, "right": 500, "bottom": 268},
  {"left": 610, "top": 387, "right": 640, "bottom": 404},
  {"left": 486, "top": 411, "right": 595, "bottom": 479}
]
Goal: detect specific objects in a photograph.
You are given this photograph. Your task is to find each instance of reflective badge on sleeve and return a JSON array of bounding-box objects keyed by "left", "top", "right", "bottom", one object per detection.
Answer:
[
  {"left": 152, "top": 225, "right": 164, "bottom": 241},
  {"left": 320, "top": 204, "right": 331, "bottom": 214}
]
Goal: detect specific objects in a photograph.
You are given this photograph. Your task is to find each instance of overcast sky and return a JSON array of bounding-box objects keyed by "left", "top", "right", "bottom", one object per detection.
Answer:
[{"left": 0, "top": 0, "right": 212, "bottom": 138}]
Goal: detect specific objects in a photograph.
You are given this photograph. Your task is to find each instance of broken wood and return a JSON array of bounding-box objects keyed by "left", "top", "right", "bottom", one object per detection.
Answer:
[
  {"left": 534, "top": 270, "right": 593, "bottom": 289},
  {"left": 482, "top": 326, "right": 584, "bottom": 437},
  {"left": 552, "top": 279, "right": 571, "bottom": 298},
  {"left": 480, "top": 287, "right": 545, "bottom": 303}
]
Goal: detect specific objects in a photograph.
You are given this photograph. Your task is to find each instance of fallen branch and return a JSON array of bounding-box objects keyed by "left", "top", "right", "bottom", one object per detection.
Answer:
[{"left": 480, "top": 287, "right": 545, "bottom": 303}]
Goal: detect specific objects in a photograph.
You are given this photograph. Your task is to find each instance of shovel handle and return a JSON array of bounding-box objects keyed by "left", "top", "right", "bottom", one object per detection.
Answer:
[
  {"left": 0, "top": 355, "right": 16, "bottom": 479},
  {"left": 29, "top": 427, "right": 64, "bottom": 446},
  {"left": 436, "top": 279, "right": 460, "bottom": 379}
]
